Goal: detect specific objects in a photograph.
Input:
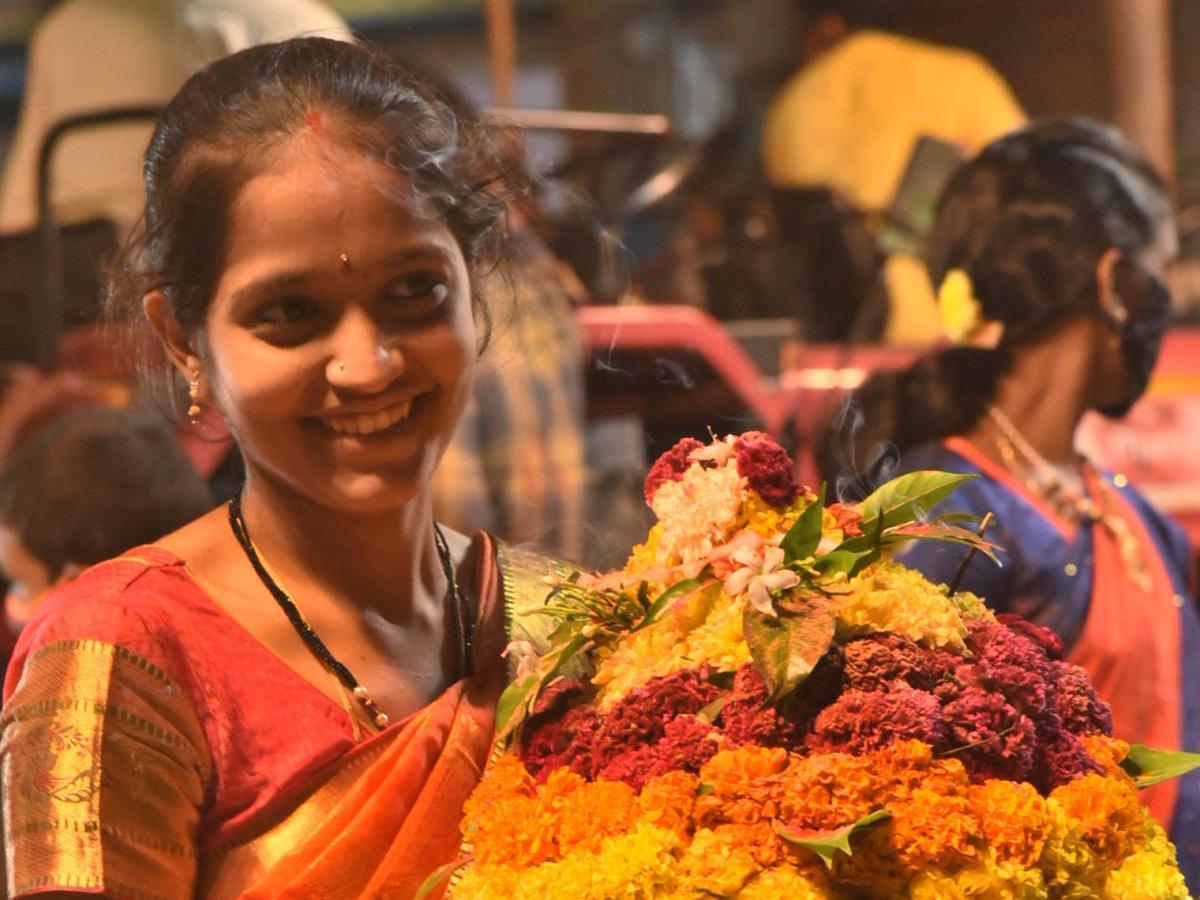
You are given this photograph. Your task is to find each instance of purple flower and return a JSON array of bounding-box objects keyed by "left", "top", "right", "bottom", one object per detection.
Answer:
[
  {"left": 941, "top": 687, "right": 1036, "bottom": 783},
  {"left": 1049, "top": 660, "right": 1114, "bottom": 735},
  {"left": 963, "top": 619, "right": 1053, "bottom": 716},
  {"left": 1034, "top": 728, "right": 1105, "bottom": 791},
  {"left": 997, "top": 613, "right": 1063, "bottom": 659},
  {"left": 806, "top": 686, "right": 945, "bottom": 755}
]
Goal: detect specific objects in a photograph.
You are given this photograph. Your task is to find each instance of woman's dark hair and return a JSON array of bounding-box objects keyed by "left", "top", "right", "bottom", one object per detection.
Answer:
[
  {"left": 0, "top": 407, "right": 213, "bottom": 578},
  {"left": 107, "top": 37, "right": 526, "bottom": 406},
  {"left": 793, "top": 0, "right": 899, "bottom": 30},
  {"left": 819, "top": 117, "right": 1170, "bottom": 494}
]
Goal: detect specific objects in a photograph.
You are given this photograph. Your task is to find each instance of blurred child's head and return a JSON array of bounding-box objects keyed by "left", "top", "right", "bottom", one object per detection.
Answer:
[{"left": 0, "top": 407, "right": 213, "bottom": 629}]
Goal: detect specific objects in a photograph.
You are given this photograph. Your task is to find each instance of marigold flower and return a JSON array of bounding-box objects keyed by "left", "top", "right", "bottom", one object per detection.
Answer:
[
  {"left": 636, "top": 769, "right": 699, "bottom": 837},
  {"left": 1080, "top": 733, "right": 1130, "bottom": 776},
  {"left": 1105, "top": 817, "right": 1190, "bottom": 900},
  {"left": 969, "top": 779, "right": 1050, "bottom": 867},
  {"left": 837, "top": 560, "right": 969, "bottom": 652},
  {"left": 908, "top": 852, "right": 1047, "bottom": 900},
  {"left": 742, "top": 490, "right": 804, "bottom": 541},
  {"left": 1050, "top": 772, "right": 1146, "bottom": 863},
  {"left": 734, "top": 865, "right": 835, "bottom": 900}
]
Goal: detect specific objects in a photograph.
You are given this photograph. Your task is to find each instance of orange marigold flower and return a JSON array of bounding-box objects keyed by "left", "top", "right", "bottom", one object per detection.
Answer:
[
  {"left": 874, "top": 739, "right": 971, "bottom": 800},
  {"left": 1082, "top": 734, "right": 1132, "bottom": 776},
  {"left": 551, "top": 776, "right": 638, "bottom": 858},
  {"left": 637, "top": 769, "right": 700, "bottom": 837},
  {"left": 778, "top": 751, "right": 878, "bottom": 830},
  {"left": 969, "top": 779, "right": 1050, "bottom": 867},
  {"left": 832, "top": 787, "right": 980, "bottom": 891},
  {"left": 463, "top": 758, "right": 542, "bottom": 866},
  {"left": 1051, "top": 772, "right": 1146, "bottom": 862},
  {"left": 700, "top": 745, "right": 790, "bottom": 788}
]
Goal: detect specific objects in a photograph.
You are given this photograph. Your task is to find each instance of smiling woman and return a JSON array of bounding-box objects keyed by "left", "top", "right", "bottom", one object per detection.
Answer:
[{"left": 0, "top": 37, "right": 555, "bottom": 900}]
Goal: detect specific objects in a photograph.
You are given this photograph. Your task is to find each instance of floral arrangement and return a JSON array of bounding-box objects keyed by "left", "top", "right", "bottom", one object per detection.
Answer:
[{"left": 439, "top": 432, "right": 1198, "bottom": 900}]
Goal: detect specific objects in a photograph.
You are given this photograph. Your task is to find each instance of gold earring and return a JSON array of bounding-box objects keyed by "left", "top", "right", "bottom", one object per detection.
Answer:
[{"left": 187, "top": 370, "right": 202, "bottom": 425}]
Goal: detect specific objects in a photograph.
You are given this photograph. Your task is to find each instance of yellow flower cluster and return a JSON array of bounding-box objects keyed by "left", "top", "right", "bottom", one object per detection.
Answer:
[
  {"left": 591, "top": 581, "right": 751, "bottom": 708},
  {"left": 742, "top": 490, "right": 807, "bottom": 541},
  {"left": 835, "top": 560, "right": 980, "bottom": 652},
  {"left": 452, "top": 741, "right": 1184, "bottom": 900}
]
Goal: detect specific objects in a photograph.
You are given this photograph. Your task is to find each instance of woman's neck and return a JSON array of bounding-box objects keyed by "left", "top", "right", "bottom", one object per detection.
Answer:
[
  {"left": 233, "top": 476, "right": 442, "bottom": 624},
  {"left": 967, "top": 328, "right": 1097, "bottom": 465}
]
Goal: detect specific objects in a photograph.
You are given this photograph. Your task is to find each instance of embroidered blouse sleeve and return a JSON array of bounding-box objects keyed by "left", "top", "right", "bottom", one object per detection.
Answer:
[{"left": 1, "top": 580, "right": 211, "bottom": 900}]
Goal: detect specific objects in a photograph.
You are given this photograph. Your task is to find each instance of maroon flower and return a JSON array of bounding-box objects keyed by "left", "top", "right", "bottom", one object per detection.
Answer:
[
  {"left": 806, "top": 686, "right": 945, "bottom": 755},
  {"left": 643, "top": 436, "right": 704, "bottom": 505},
  {"left": 733, "top": 431, "right": 802, "bottom": 507},
  {"left": 593, "top": 716, "right": 720, "bottom": 790},
  {"left": 941, "top": 687, "right": 1036, "bottom": 783},
  {"left": 520, "top": 703, "right": 601, "bottom": 781},
  {"left": 1034, "top": 728, "right": 1106, "bottom": 792},
  {"left": 588, "top": 668, "right": 721, "bottom": 781},
  {"left": 1049, "top": 661, "right": 1114, "bottom": 736},
  {"left": 842, "top": 633, "right": 934, "bottom": 693},
  {"left": 997, "top": 613, "right": 1064, "bottom": 660},
  {"left": 721, "top": 663, "right": 805, "bottom": 748}
]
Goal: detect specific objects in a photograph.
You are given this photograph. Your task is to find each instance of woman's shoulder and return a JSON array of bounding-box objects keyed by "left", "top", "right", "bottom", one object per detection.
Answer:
[{"left": 5, "top": 545, "right": 218, "bottom": 697}]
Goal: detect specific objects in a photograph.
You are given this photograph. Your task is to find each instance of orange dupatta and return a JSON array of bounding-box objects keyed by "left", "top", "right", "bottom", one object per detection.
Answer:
[
  {"left": 199, "top": 535, "right": 507, "bottom": 900},
  {"left": 1070, "top": 469, "right": 1181, "bottom": 828}
]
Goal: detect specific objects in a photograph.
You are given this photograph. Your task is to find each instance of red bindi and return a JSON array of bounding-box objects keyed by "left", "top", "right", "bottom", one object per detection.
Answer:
[{"left": 305, "top": 109, "right": 323, "bottom": 131}]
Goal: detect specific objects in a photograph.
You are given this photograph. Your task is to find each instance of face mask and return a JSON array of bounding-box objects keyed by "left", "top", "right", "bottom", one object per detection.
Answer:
[{"left": 1096, "top": 274, "right": 1172, "bottom": 419}]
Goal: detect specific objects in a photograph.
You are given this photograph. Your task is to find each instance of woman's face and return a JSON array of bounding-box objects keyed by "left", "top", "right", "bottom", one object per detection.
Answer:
[{"left": 194, "top": 136, "right": 476, "bottom": 515}]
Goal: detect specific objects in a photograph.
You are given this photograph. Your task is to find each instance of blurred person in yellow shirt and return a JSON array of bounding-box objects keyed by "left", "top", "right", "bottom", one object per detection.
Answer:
[{"left": 762, "top": 0, "right": 1025, "bottom": 345}]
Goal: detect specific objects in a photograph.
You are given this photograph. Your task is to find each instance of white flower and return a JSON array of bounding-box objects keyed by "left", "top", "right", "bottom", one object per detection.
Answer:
[
  {"left": 689, "top": 436, "right": 736, "bottom": 466},
  {"left": 502, "top": 639, "right": 540, "bottom": 680},
  {"left": 722, "top": 545, "right": 800, "bottom": 616}
]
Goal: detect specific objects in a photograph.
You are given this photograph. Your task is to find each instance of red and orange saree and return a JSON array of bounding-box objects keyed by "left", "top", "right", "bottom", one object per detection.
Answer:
[{"left": 1, "top": 536, "right": 549, "bottom": 899}]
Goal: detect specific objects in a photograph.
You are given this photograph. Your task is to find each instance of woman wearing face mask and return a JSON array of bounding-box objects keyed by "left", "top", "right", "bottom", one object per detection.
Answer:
[
  {"left": 0, "top": 37, "right": 560, "bottom": 899},
  {"left": 819, "top": 117, "right": 1200, "bottom": 890}
]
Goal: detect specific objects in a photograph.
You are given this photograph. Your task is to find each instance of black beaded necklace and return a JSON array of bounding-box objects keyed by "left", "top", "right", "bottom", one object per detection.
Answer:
[{"left": 227, "top": 493, "right": 474, "bottom": 731}]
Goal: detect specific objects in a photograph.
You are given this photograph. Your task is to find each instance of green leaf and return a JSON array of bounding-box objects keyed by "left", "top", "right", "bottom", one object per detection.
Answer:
[
  {"left": 696, "top": 782, "right": 715, "bottom": 796},
  {"left": 743, "top": 594, "right": 836, "bottom": 700},
  {"left": 773, "top": 809, "right": 892, "bottom": 868},
  {"left": 1119, "top": 744, "right": 1200, "bottom": 788},
  {"left": 697, "top": 696, "right": 726, "bottom": 724},
  {"left": 781, "top": 483, "right": 827, "bottom": 564},
  {"left": 494, "top": 632, "right": 592, "bottom": 741},
  {"left": 494, "top": 671, "right": 540, "bottom": 735},
  {"left": 814, "top": 512, "right": 885, "bottom": 578},
  {"left": 414, "top": 854, "right": 473, "bottom": 900},
  {"left": 811, "top": 542, "right": 880, "bottom": 578},
  {"left": 885, "top": 522, "right": 1002, "bottom": 565},
  {"left": 632, "top": 577, "right": 705, "bottom": 632},
  {"left": 857, "top": 470, "right": 976, "bottom": 533}
]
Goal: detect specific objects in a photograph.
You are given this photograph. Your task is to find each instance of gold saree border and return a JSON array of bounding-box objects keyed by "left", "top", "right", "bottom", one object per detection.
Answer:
[{"left": 2, "top": 638, "right": 209, "bottom": 900}]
